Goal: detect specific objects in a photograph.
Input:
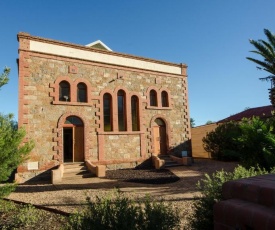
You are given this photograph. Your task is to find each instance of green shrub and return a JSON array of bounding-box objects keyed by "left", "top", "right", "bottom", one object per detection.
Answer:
[
  {"left": 202, "top": 121, "right": 241, "bottom": 161},
  {"left": 143, "top": 196, "right": 180, "bottom": 230},
  {"left": 186, "top": 165, "right": 274, "bottom": 230},
  {"left": 66, "top": 190, "right": 180, "bottom": 230},
  {"left": 0, "top": 183, "right": 16, "bottom": 198},
  {"left": 237, "top": 116, "right": 275, "bottom": 170}
]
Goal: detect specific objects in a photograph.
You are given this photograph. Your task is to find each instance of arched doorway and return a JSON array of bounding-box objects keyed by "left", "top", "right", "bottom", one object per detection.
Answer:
[
  {"left": 63, "top": 116, "right": 84, "bottom": 162},
  {"left": 153, "top": 118, "right": 167, "bottom": 155}
]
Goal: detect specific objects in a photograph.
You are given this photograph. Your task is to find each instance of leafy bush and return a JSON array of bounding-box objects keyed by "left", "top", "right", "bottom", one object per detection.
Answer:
[
  {"left": 186, "top": 165, "right": 274, "bottom": 230},
  {"left": 66, "top": 190, "right": 180, "bottom": 230},
  {"left": 237, "top": 116, "right": 275, "bottom": 170},
  {"left": 203, "top": 121, "right": 241, "bottom": 161}
]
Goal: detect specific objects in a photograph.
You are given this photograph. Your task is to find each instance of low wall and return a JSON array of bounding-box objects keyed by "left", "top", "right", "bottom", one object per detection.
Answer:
[
  {"left": 85, "top": 160, "right": 106, "bottom": 177},
  {"left": 214, "top": 174, "right": 275, "bottom": 229}
]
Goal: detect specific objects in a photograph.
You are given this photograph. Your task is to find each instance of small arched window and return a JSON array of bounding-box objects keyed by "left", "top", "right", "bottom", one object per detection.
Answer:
[
  {"left": 131, "top": 96, "right": 139, "bottom": 131},
  {"left": 117, "top": 90, "right": 126, "bottom": 131},
  {"left": 59, "top": 81, "right": 70, "bottom": 101},
  {"left": 161, "top": 91, "right": 169, "bottom": 107},
  {"left": 150, "top": 90, "right": 157, "bottom": 106},
  {"left": 103, "top": 93, "right": 112, "bottom": 131},
  {"left": 77, "top": 83, "right": 87, "bottom": 102}
]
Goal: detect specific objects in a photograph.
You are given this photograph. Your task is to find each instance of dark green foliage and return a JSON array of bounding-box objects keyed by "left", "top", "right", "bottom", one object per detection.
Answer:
[
  {"left": 66, "top": 190, "right": 180, "bottom": 230},
  {"left": 202, "top": 121, "right": 241, "bottom": 161},
  {"left": 237, "top": 116, "right": 275, "bottom": 170},
  {"left": 186, "top": 165, "right": 274, "bottom": 230},
  {"left": 0, "top": 113, "right": 34, "bottom": 182},
  {"left": 247, "top": 29, "right": 275, "bottom": 76}
]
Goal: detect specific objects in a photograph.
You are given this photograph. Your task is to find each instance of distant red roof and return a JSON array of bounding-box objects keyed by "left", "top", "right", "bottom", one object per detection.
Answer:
[{"left": 218, "top": 105, "right": 275, "bottom": 123}]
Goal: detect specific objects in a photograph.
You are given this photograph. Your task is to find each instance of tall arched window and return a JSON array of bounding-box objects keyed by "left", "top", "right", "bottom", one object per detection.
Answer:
[
  {"left": 131, "top": 96, "right": 139, "bottom": 131},
  {"left": 77, "top": 83, "right": 87, "bottom": 102},
  {"left": 117, "top": 90, "right": 126, "bottom": 131},
  {"left": 150, "top": 90, "right": 157, "bottom": 106},
  {"left": 59, "top": 81, "right": 70, "bottom": 101},
  {"left": 161, "top": 91, "right": 169, "bottom": 107},
  {"left": 103, "top": 93, "right": 112, "bottom": 131}
]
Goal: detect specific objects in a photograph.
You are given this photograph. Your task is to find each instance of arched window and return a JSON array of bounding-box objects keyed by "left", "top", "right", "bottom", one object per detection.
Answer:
[
  {"left": 77, "top": 83, "right": 87, "bottom": 102},
  {"left": 59, "top": 81, "right": 70, "bottom": 101},
  {"left": 150, "top": 90, "right": 157, "bottom": 106},
  {"left": 65, "top": 116, "right": 83, "bottom": 125},
  {"left": 131, "top": 96, "right": 139, "bottom": 131},
  {"left": 117, "top": 90, "right": 126, "bottom": 131},
  {"left": 161, "top": 91, "right": 169, "bottom": 107},
  {"left": 103, "top": 93, "right": 112, "bottom": 131}
]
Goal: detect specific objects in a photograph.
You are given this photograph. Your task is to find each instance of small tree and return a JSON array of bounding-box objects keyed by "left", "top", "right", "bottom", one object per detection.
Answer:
[
  {"left": 0, "top": 113, "right": 34, "bottom": 182},
  {"left": 0, "top": 68, "right": 33, "bottom": 196}
]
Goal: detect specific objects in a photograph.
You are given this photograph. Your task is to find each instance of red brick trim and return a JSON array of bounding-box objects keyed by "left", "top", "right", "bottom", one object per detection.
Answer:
[
  {"left": 146, "top": 86, "right": 173, "bottom": 110},
  {"left": 50, "top": 76, "right": 93, "bottom": 105}
]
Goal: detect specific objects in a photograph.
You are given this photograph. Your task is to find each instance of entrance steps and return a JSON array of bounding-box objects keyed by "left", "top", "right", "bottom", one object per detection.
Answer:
[
  {"left": 62, "top": 163, "right": 93, "bottom": 181},
  {"left": 158, "top": 155, "right": 182, "bottom": 168}
]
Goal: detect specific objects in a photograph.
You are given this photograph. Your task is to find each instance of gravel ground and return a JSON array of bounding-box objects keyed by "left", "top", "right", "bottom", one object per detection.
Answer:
[{"left": 7, "top": 159, "right": 238, "bottom": 229}]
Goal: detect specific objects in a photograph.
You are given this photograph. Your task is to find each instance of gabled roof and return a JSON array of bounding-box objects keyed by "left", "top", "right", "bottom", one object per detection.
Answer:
[
  {"left": 218, "top": 105, "right": 275, "bottom": 123},
  {"left": 85, "top": 40, "right": 112, "bottom": 51}
]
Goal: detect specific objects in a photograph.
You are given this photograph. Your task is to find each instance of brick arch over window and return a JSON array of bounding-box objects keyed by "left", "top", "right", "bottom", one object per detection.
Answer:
[
  {"left": 149, "top": 115, "right": 171, "bottom": 155},
  {"left": 160, "top": 87, "right": 172, "bottom": 107},
  {"left": 146, "top": 86, "right": 159, "bottom": 107},
  {"left": 99, "top": 89, "right": 115, "bottom": 132},
  {"left": 50, "top": 76, "right": 73, "bottom": 102},
  {"left": 73, "top": 78, "right": 92, "bottom": 103},
  {"left": 54, "top": 112, "right": 90, "bottom": 163},
  {"left": 50, "top": 77, "right": 92, "bottom": 104}
]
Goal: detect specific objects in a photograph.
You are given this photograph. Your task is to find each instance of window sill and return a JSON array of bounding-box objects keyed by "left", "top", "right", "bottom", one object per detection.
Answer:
[
  {"left": 98, "top": 131, "right": 145, "bottom": 135},
  {"left": 146, "top": 106, "right": 172, "bottom": 110},
  {"left": 52, "top": 101, "right": 92, "bottom": 106}
]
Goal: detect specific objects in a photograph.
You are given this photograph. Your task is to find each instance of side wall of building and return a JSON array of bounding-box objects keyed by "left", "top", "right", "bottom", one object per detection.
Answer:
[
  {"left": 191, "top": 123, "right": 218, "bottom": 158},
  {"left": 17, "top": 33, "right": 191, "bottom": 182}
]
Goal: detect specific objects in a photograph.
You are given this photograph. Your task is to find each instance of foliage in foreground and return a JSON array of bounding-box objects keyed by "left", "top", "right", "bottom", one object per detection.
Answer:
[
  {"left": 66, "top": 190, "right": 180, "bottom": 230},
  {"left": 0, "top": 113, "right": 34, "bottom": 183},
  {"left": 186, "top": 165, "right": 275, "bottom": 230}
]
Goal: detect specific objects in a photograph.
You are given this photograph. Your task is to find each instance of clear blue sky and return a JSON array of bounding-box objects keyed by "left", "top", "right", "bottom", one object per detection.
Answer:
[{"left": 0, "top": 0, "right": 274, "bottom": 126}]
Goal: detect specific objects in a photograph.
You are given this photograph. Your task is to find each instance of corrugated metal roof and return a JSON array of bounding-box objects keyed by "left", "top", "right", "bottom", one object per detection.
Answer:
[{"left": 218, "top": 105, "right": 275, "bottom": 123}]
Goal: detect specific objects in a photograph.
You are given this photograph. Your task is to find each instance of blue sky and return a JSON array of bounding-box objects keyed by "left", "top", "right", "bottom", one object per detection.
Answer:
[{"left": 0, "top": 0, "right": 274, "bottom": 126}]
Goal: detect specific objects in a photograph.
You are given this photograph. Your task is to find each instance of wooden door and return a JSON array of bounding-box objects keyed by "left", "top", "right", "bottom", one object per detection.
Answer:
[
  {"left": 73, "top": 126, "right": 84, "bottom": 162},
  {"left": 159, "top": 126, "right": 167, "bottom": 154},
  {"left": 153, "top": 125, "right": 167, "bottom": 155},
  {"left": 153, "top": 126, "right": 161, "bottom": 155}
]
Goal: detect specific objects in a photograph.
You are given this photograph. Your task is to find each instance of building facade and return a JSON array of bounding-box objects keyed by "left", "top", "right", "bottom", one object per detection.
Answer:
[{"left": 17, "top": 32, "right": 191, "bottom": 182}]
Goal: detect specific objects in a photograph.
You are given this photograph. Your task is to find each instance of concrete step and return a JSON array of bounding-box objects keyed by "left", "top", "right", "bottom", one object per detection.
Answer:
[
  {"left": 158, "top": 155, "right": 182, "bottom": 168},
  {"left": 63, "top": 162, "right": 93, "bottom": 179}
]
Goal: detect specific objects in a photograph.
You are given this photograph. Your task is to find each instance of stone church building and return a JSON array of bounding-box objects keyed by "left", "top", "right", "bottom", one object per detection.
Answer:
[{"left": 16, "top": 32, "right": 191, "bottom": 182}]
